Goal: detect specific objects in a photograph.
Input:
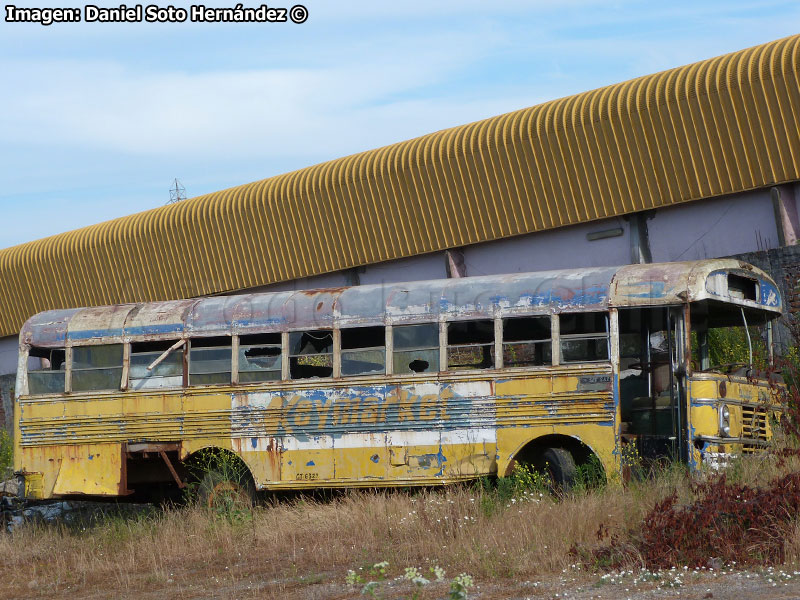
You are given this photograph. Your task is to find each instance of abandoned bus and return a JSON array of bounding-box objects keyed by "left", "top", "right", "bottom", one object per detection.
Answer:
[{"left": 13, "top": 258, "right": 783, "bottom": 501}]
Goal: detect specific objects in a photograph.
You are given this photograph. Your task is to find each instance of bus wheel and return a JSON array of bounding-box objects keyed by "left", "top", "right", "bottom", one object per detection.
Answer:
[
  {"left": 198, "top": 467, "right": 256, "bottom": 511},
  {"left": 535, "top": 447, "right": 577, "bottom": 490}
]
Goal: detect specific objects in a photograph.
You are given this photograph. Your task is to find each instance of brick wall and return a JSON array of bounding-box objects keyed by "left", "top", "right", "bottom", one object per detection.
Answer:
[
  {"left": 730, "top": 245, "right": 800, "bottom": 350},
  {"left": 0, "top": 373, "right": 13, "bottom": 433}
]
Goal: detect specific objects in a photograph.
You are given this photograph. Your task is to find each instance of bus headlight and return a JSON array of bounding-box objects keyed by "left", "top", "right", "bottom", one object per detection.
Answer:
[{"left": 719, "top": 404, "right": 731, "bottom": 437}]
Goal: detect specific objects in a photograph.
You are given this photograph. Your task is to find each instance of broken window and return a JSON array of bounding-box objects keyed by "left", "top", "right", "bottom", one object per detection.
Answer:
[
  {"left": 129, "top": 340, "right": 184, "bottom": 390},
  {"left": 289, "top": 330, "right": 333, "bottom": 379},
  {"left": 447, "top": 319, "right": 494, "bottom": 370},
  {"left": 503, "top": 316, "right": 551, "bottom": 367},
  {"left": 559, "top": 313, "right": 609, "bottom": 363},
  {"left": 393, "top": 323, "right": 439, "bottom": 374},
  {"left": 189, "top": 337, "right": 232, "bottom": 386},
  {"left": 27, "top": 347, "right": 66, "bottom": 395},
  {"left": 341, "top": 326, "right": 386, "bottom": 376},
  {"left": 728, "top": 274, "right": 758, "bottom": 301},
  {"left": 71, "top": 344, "right": 124, "bottom": 392},
  {"left": 239, "top": 333, "right": 282, "bottom": 383}
]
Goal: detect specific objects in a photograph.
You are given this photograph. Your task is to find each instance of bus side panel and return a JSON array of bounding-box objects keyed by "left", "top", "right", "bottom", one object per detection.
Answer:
[
  {"left": 20, "top": 442, "right": 124, "bottom": 497},
  {"left": 229, "top": 380, "right": 499, "bottom": 488},
  {"left": 494, "top": 368, "right": 618, "bottom": 478}
]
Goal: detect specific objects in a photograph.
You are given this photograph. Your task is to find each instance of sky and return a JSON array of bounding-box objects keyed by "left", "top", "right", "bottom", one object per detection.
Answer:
[{"left": 1, "top": 0, "right": 799, "bottom": 249}]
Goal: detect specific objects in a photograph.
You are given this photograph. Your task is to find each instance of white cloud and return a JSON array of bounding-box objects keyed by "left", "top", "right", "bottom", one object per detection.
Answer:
[{"left": 0, "top": 24, "right": 529, "bottom": 161}]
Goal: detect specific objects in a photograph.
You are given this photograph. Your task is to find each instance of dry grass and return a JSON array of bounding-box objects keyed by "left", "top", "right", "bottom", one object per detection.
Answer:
[
  {"left": 1, "top": 455, "right": 799, "bottom": 599},
  {"left": 0, "top": 473, "right": 669, "bottom": 598}
]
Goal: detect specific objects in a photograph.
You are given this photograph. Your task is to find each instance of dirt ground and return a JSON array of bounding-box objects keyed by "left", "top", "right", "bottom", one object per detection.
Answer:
[{"left": 20, "top": 566, "right": 800, "bottom": 600}]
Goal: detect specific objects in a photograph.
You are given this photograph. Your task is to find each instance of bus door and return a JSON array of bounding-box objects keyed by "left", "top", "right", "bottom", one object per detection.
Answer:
[{"left": 618, "top": 306, "right": 689, "bottom": 462}]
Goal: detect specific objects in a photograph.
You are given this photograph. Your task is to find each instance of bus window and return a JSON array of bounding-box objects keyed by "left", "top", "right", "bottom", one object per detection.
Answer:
[
  {"left": 393, "top": 323, "right": 439, "bottom": 374},
  {"left": 560, "top": 313, "right": 609, "bottom": 363},
  {"left": 289, "top": 330, "right": 333, "bottom": 379},
  {"left": 130, "top": 340, "right": 184, "bottom": 390},
  {"left": 447, "top": 319, "right": 494, "bottom": 370},
  {"left": 27, "top": 347, "right": 66, "bottom": 395},
  {"left": 503, "top": 316, "right": 551, "bottom": 367},
  {"left": 239, "top": 333, "right": 282, "bottom": 383},
  {"left": 72, "top": 344, "right": 124, "bottom": 392},
  {"left": 189, "top": 337, "right": 232, "bottom": 386},
  {"left": 341, "top": 326, "right": 386, "bottom": 376}
]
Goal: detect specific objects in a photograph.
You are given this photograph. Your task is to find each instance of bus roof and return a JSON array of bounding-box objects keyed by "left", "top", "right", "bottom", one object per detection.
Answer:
[{"left": 21, "top": 259, "right": 782, "bottom": 348}]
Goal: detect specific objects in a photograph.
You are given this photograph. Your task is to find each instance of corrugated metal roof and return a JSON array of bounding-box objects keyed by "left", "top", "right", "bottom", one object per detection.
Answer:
[
  {"left": 1, "top": 35, "right": 799, "bottom": 338},
  {"left": 21, "top": 259, "right": 781, "bottom": 348}
]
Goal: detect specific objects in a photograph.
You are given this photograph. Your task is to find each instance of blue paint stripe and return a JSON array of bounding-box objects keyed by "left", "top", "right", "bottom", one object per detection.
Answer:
[{"left": 68, "top": 318, "right": 289, "bottom": 340}]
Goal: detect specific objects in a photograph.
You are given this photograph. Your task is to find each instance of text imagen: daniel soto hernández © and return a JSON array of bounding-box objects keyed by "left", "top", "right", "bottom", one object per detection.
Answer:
[{"left": 4, "top": 3, "right": 309, "bottom": 25}]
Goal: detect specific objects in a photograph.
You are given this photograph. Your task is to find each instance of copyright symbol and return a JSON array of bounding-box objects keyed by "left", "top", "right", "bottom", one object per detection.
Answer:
[{"left": 289, "top": 4, "right": 308, "bottom": 23}]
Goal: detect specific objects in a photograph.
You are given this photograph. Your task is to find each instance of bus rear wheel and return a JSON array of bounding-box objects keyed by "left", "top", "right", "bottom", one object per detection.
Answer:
[
  {"left": 198, "top": 468, "right": 256, "bottom": 511},
  {"left": 535, "top": 447, "right": 577, "bottom": 490}
]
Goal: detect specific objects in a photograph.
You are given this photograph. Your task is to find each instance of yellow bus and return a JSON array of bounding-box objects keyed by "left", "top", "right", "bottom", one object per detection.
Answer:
[{"left": 13, "top": 259, "right": 783, "bottom": 502}]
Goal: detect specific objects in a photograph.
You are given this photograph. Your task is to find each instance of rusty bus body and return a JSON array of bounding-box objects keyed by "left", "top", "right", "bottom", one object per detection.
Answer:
[{"left": 13, "top": 259, "right": 783, "bottom": 499}]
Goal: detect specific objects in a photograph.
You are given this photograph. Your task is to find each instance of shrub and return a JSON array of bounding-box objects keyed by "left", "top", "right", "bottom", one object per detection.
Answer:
[{"left": 638, "top": 471, "right": 800, "bottom": 568}]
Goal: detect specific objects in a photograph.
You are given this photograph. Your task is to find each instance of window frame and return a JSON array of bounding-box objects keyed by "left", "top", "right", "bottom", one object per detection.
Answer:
[
  {"left": 25, "top": 345, "right": 68, "bottom": 397},
  {"left": 187, "top": 336, "right": 233, "bottom": 387},
  {"left": 444, "top": 318, "right": 496, "bottom": 372},
  {"left": 288, "top": 328, "right": 335, "bottom": 380},
  {"left": 236, "top": 332, "right": 283, "bottom": 384},
  {"left": 558, "top": 311, "right": 611, "bottom": 364},
  {"left": 127, "top": 338, "right": 187, "bottom": 391},
  {"left": 500, "top": 314, "right": 553, "bottom": 370},
  {"left": 339, "top": 325, "right": 388, "bottom": 378},
  {"left": 70, "top": 342, "right": 125, "bottom": 393},
  {"left": 391, "top": 321, "right": 441, "bottom": 375}
]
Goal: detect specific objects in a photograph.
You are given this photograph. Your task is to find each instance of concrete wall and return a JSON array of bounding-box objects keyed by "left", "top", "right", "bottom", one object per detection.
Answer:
[
  {"left": 0, "top": 336, "right": 17, "bottom": 377},
  {"left": 463, "top": 216, "right": 631, "bottom": 275},
  {"left": 650, "top": 189, "right": 781, "bottom": 262},
  {"left": 250, "top": 251, "right": 447, "bottom": 293}
]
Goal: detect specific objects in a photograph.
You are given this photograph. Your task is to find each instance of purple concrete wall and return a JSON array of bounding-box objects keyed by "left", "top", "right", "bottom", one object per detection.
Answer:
[
  {"left": 0, "top": 336, "right": 17, "bottom": 377},
  {"left": 248, "top": 252, "right": 446, "bottom": 293},
  {"left": 462, "top": 216, "right": 631, "bottom": 275},
  {"left": 648, "top": 189, "right": 779, "bottom": 262}
]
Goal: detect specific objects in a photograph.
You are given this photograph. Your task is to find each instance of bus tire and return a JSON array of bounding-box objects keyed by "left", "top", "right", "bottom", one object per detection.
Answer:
[
  {"left": 537, "top": 447, "right": 577, "bottom": 490},
  {"left": 197, "top": 467, "right": 256, "bottom": 511}
]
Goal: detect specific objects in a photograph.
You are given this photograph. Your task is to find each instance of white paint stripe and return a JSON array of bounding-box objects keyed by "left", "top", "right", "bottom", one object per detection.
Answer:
[{"left": 237, "top": 428, "right": 497, "bottom": 452}]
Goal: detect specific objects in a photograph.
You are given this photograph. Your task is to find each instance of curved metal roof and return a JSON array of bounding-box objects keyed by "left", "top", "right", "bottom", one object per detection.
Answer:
[
  {"left": 3, "top": 35, "right": 800, "bottom": 338},
  {"left": 20, "top": 260, "right": 781, "bottom": 348}
]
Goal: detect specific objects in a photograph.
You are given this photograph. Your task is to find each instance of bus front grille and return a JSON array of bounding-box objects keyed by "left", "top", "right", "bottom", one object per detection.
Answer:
[{"left": 741, "top": 405, "right": 768, "bottom": 445}]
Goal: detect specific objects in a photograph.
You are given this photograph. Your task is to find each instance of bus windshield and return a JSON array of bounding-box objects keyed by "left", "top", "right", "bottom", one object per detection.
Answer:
[{"left": 690, "top": 300, "right": 774, "bottom": 373}]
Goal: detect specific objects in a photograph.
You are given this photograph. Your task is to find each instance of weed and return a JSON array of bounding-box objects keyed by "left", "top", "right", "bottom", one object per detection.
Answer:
[
  {"left": 185, "top": 448, "right": 255, "bottom": 522},
  {"left": 369, "top": 560, "right": 389, "bottom": 579},
  {"left": 476, "top": 463, "right": 550, "bottom": 516},
  {"left": 404, "top": 566, "right": 430, "bottom": 599},
  {"left": 347, "top": 564, "right": 471, "bottom": 600},
  {"left": 572, "top": 454, "right": 606, "bottom": 492},
  {"left": 345, "top": 569, "right": 363, "bottom": 586},
  {"left": 449, "top": 572, "right": 475, "bottom": 600},
  {"left": 510, "top": 462, "right": 553, "bottom": 496}
]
